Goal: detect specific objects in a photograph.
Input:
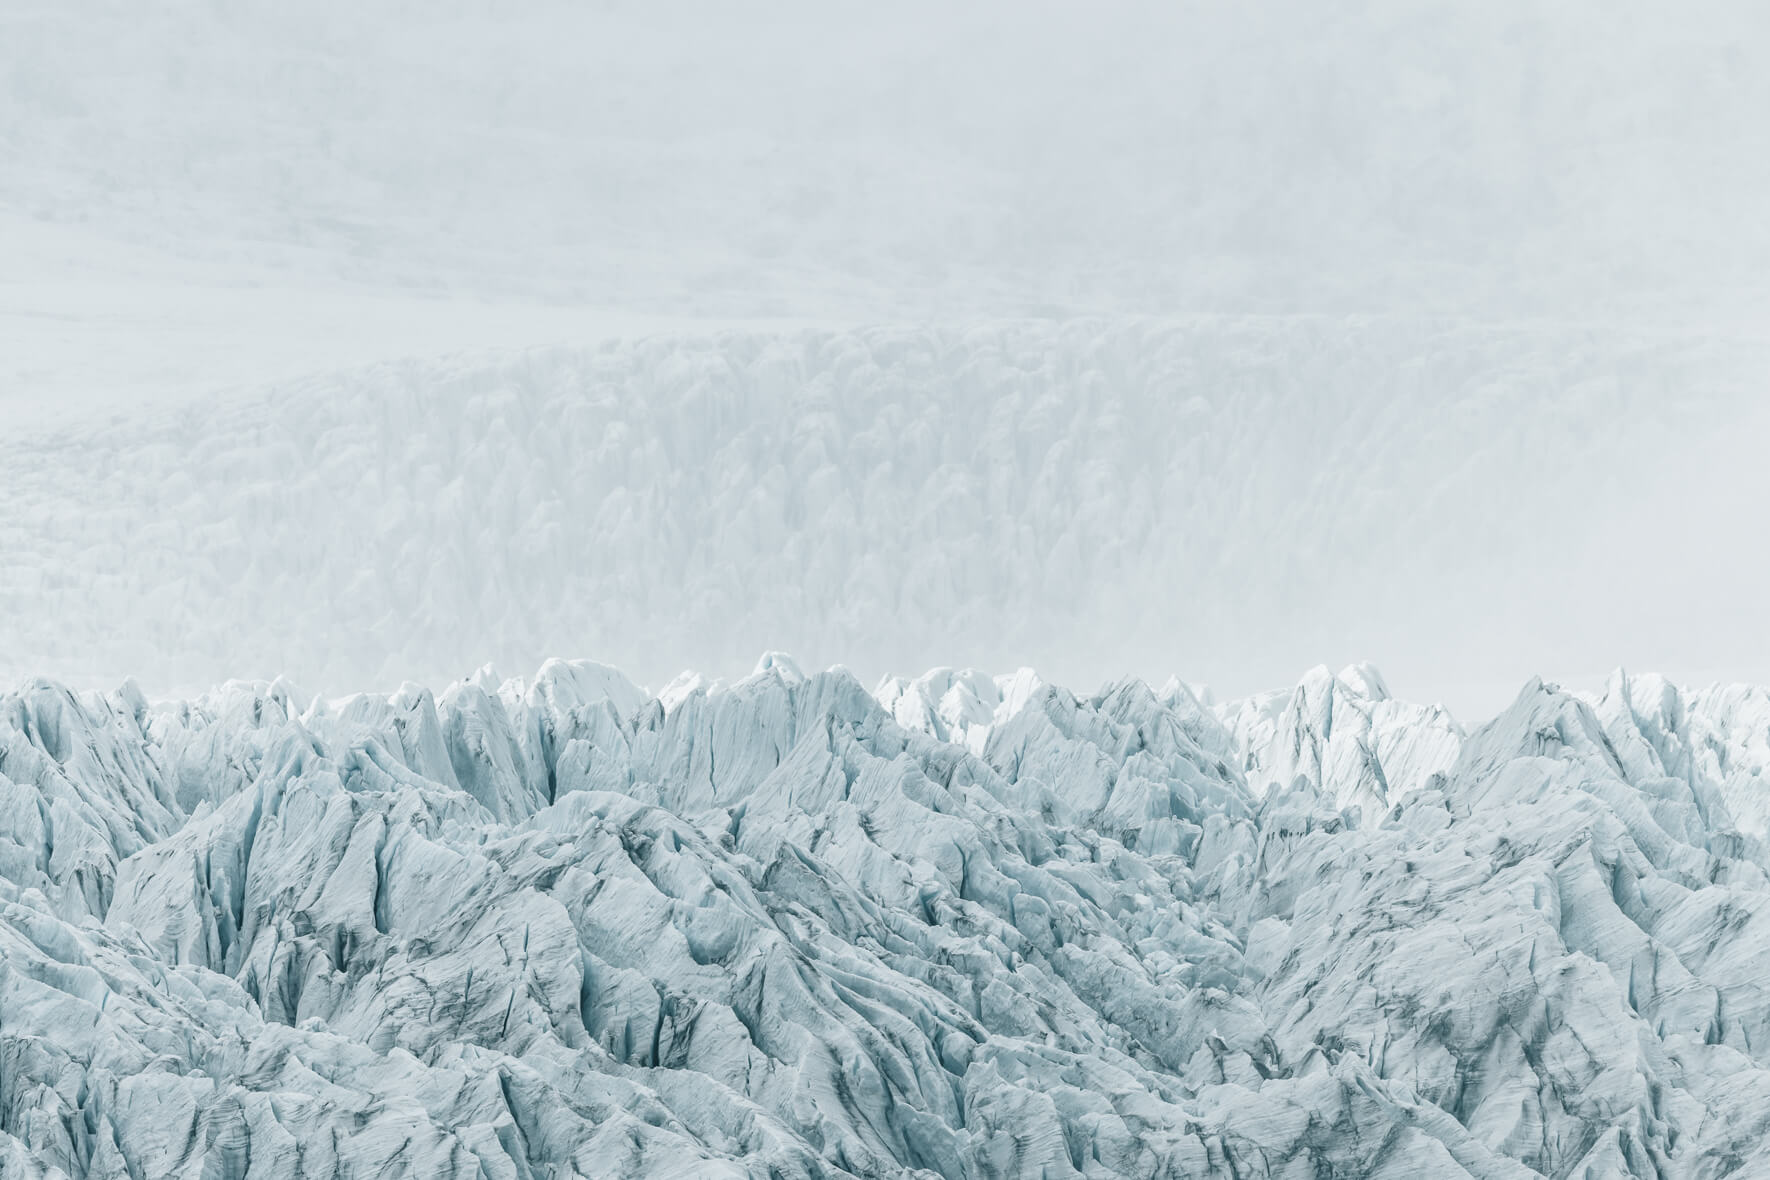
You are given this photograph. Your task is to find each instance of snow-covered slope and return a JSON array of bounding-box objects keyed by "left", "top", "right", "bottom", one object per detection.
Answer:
[
  {"left": 3, "top": 658, "right": 1770, "bottom": 1177},
  {"left": 6, "top": 317, "right": 1768, "bottom": 716}
]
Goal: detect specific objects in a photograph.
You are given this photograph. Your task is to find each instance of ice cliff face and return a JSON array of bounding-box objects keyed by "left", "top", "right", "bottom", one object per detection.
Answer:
[
  {"left": 6, "top": 317, "right": 1767, "bottom": 710},
  {"left": 1216, "top": 663, "right": 1465, "bottom": 817},
  {"left": 2, "top": 658, "right": 1770, "bottom": 1178}
]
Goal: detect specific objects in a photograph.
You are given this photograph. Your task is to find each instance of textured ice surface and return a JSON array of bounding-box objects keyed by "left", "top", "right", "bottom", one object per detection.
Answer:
[
  {"left": 2, "top": 658, "right": 1769, "bottom": 1177},
  {"left": 6, "top": 318, "right": 1769, "bottom": 716}
]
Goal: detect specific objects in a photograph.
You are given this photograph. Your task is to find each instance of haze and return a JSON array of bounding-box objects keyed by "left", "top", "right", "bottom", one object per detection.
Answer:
[{"left": 4, "top": 0, "right": 1768, "bottom": 721}]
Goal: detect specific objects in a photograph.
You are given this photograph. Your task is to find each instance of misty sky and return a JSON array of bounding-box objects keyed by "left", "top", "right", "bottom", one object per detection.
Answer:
[{"left": 4, "top": 1, "right": 1768, "bottom": 720}]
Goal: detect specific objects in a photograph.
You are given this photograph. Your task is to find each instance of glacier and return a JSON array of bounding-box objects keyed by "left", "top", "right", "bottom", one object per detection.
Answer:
[
  {"left": 10, "top": 6, "right": 1770, "bottom": 1176},
  {"left": 3, "top": 657, "right": 1770, "bottom": 1177},
  {"left": 7, "top": 317, "right": 1769, "bottom": 716}
]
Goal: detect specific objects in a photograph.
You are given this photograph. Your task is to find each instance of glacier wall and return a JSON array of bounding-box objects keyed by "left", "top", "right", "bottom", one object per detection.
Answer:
[
  {"left": 5, "top": 318, "right": 1767, "bottom": 714},
  {"left": 2, "top": 658, "right": 1769, "bottom": 1177}
]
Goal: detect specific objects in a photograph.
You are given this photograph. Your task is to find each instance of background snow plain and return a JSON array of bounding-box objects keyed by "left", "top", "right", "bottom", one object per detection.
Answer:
[{"left": 5, "top": 0, "right": 1770, "bottom": 718}]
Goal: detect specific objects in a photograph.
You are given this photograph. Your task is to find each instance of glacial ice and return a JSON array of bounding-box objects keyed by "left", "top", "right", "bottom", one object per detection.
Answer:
[
  {"left": 6, "top": 317, "right": 1768, "bottom": 713},
  {"left": 2, "top": 658, "right": 1770, "bottom": 1177}
]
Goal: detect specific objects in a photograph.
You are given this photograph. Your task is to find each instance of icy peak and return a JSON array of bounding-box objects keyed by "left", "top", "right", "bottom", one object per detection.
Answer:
[
  {"left": 1, "top": 658, "right": 1768, "bottom": 1176},
  {"left": 749, "top": 650, "right": 807, "bottom": 685}
]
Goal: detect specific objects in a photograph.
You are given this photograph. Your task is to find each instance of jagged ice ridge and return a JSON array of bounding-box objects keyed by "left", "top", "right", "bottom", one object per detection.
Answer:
[{"left": 2, "top": 656, "right": 1769, "bottom": 1177}]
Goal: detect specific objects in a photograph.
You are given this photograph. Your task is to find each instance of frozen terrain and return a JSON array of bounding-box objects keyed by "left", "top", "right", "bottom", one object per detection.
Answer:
[
  {"left": 3, "top": 658, "right": 1770, "bottom": 1177},
  {"left": 7, "top": 6, "right": 1770, "bottom": 1174}
]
